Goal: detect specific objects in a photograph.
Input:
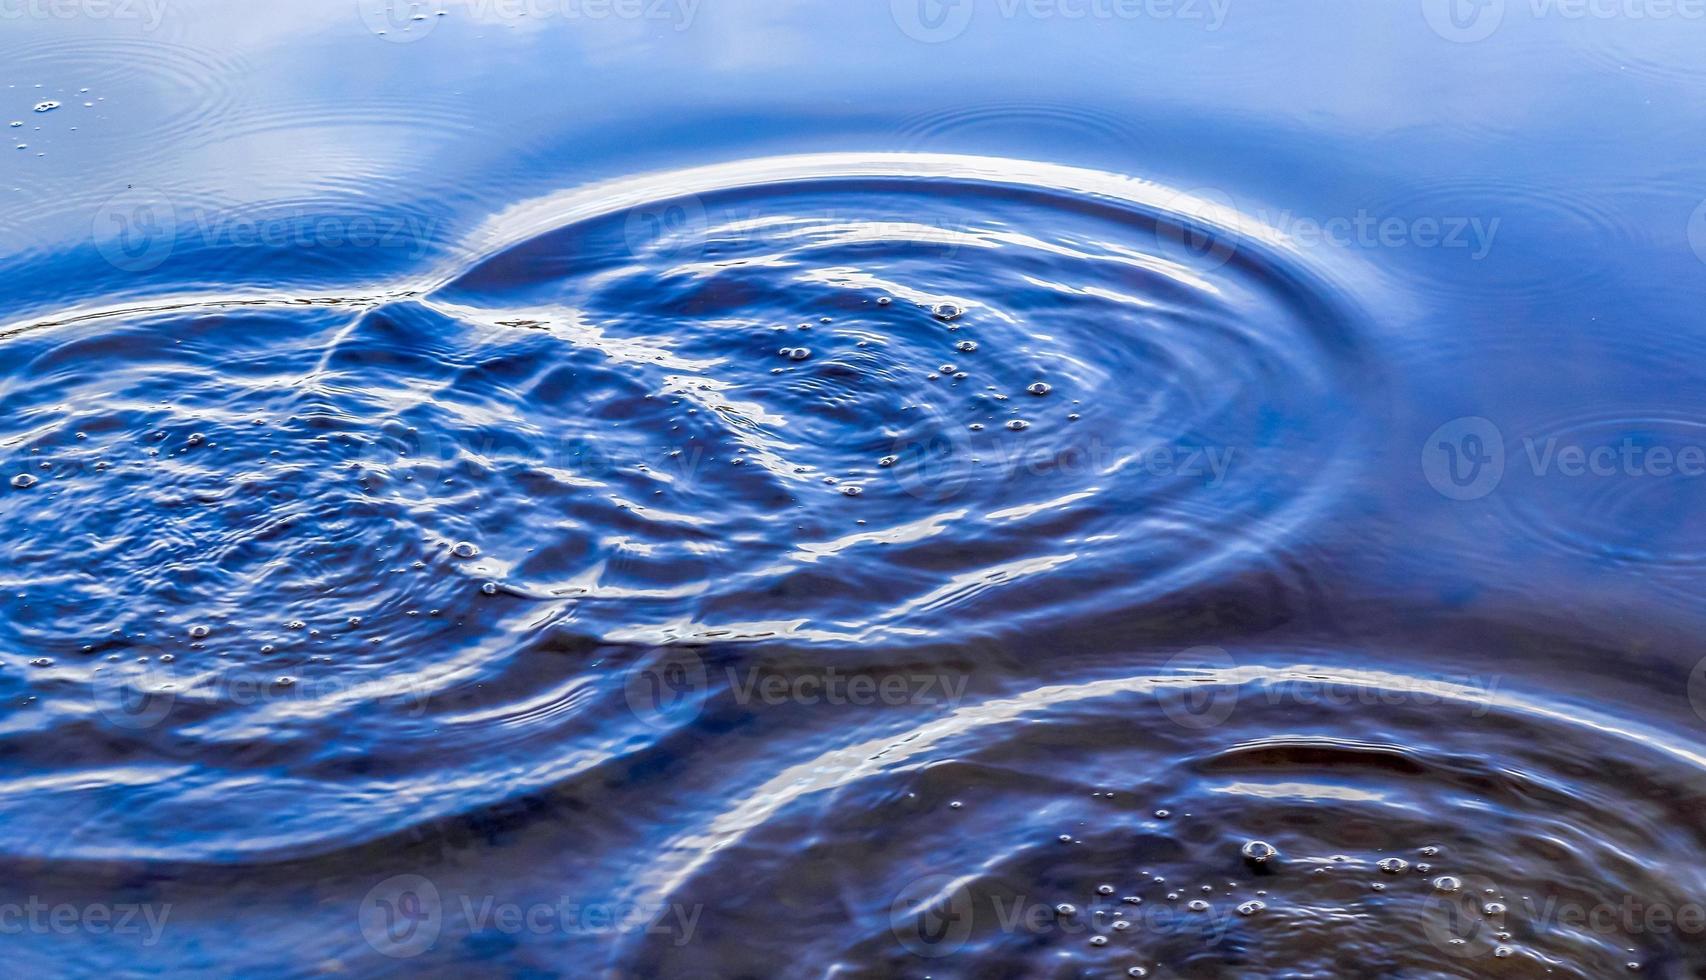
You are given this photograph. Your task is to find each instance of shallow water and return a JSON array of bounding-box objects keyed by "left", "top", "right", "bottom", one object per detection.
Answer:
[{"left": 5, "top": 2, "right": 1706, "bottom": 976}]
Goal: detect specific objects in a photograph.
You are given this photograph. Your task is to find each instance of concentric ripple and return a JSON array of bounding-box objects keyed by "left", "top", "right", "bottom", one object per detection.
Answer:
[
  {"left": 0, "top": 155, "right": 1369, "bottom": 862},
  {"left": 613, "top": 658, "right": 1706, "bottom": 977},
  {"left": 436, "top": 153, "right": 1375, "bottom": 643}
]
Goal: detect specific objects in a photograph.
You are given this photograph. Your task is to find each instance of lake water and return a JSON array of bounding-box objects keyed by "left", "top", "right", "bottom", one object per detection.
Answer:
[{"left": 4, "top": 1, "right": 1706, "bottom": 975}]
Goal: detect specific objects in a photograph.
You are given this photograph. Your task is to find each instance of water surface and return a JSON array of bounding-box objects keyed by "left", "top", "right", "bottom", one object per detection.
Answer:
[{"left": 4, "top": 2, "right": 1706, "bottom": 976}]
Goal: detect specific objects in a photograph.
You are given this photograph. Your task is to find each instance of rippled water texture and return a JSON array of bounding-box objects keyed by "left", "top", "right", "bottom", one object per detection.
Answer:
[{"left": 6, "top": 4, "right": 1706, "bottom": 977}]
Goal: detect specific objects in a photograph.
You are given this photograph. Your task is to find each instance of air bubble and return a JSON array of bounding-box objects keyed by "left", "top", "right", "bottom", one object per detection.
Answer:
[
  {"left": 1241, "top": 840, "right": 1278, "bottom": 864},
  {"left": 481, "top": 582, "right": 499, "bottom": 595},
  {"left": 841, "top": 486, "right": 863, "bottom": 496},
  {"left": 1028, "top": 382, "right": 1052, "bottom": 396},
  {"left": 33, "top": 102, "right": 58, "bottom": 113},
  {"left": 1377, "top": 857, "right": 1409, "bottom": 874},
  {"left": 189, "top": 625, "right": 210, "bottom": 639},
  {"left": 1432, "top": 876, "right": 1462, "bottom": 893},
  {"left": 954, "top": 340, "right": 978, "bottom": 353},
  {"left": 451, "top": 541, "right": 480, "bottom": 559},
  {"left": 1237, "top": 900, "right": 1265, "bottom": 916},
  {"left": 1005, "top": 419, "right": 1030, "bottom": 431},
  {"left": 10, "top": 474, "right": 37, "bottom": 489},
  {"left": 932, "top": 303, "right": 964, "bottom": 321}
]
